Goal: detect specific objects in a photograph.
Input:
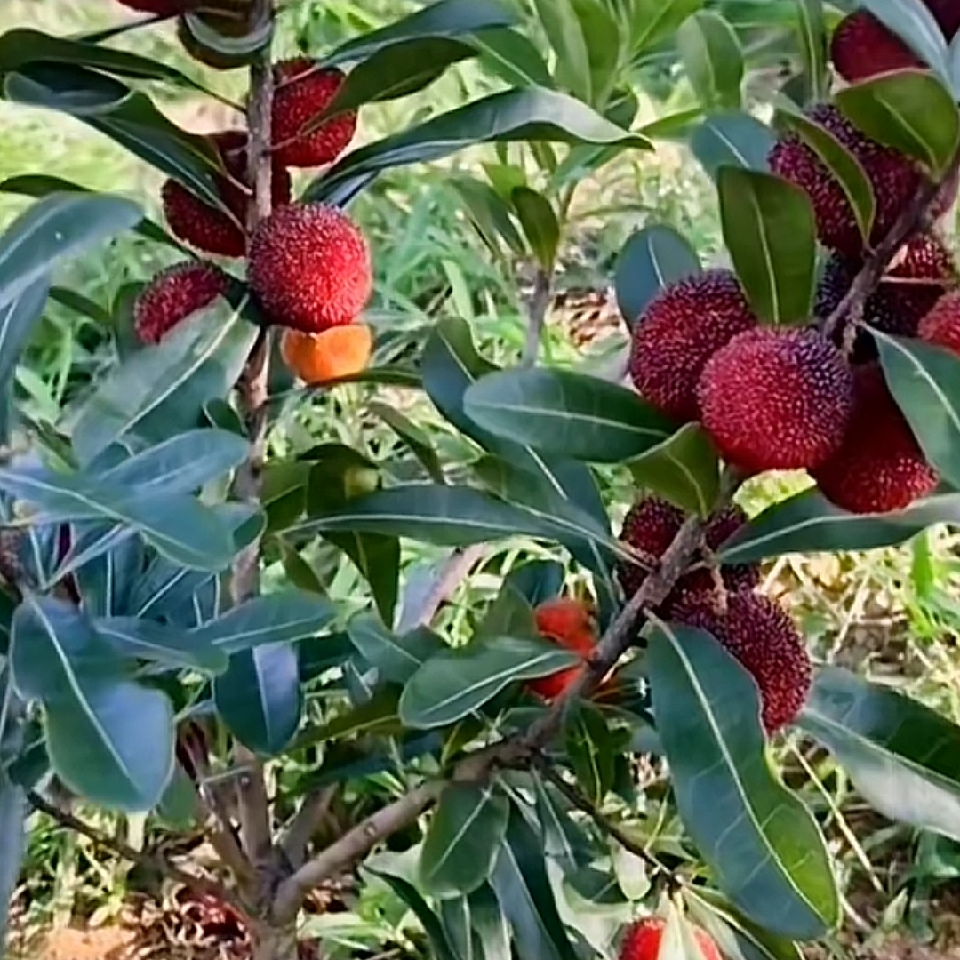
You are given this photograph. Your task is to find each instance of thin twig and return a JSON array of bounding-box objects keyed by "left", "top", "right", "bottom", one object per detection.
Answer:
[
  {"left": 280, "top": 785, "right": 338, "bottom": 869},
  {"left": 26, "top": 790, "right": 247, "bottom": 916},
  {"left": 521, "top": 266, "right": 553, "bottom": 367}
]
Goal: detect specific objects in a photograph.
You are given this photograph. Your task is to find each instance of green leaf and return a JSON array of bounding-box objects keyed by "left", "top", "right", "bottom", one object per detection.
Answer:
[
  {"left": 10, "top": 596, "right": 174, "bottom": 811},
  {"left": 327, "top": 531, "right": 400, "bottom": 627},
  {"left": 677, "top": 11, "right": 743, "bottom": 110},
  {"left": 799, "top": 666, "right": 960, "bottom": 843},
  {"left": 0, "top": 277, "right": 51, "bottom": 445},
  {"left": 628, "top": 422, "right": 721, "bottom": 517},
  {"left": 773, "top": 104, "right": 875, "bottom": 243},
  {"left": 0, "top": 764, "right": 25, "bottom": 954},
  {"left": 306, "top": 87, "right": 649, "bottom": 204},
  {"left": 68, "top": 527, "right": 143, "bottom": 616},
  {"left": 400, "top": 635, "right": 580, "bottom": 729},
  {"left": 796, "top": 0, "right": 828, "bottom": 104},
  {"left": 70, "top": 300, "right": 257, "bottom": 464},
  {"left": 188, "top": 590, "right": 339, "bottom": 655},
  {"left": 347, "top": 614, "right": 444, "bottom": 685},
  {"left": 368, "top": 401, "right": 446, "bottom": 483},
  {"left": 629, "top": 0, "right": 705, "bottom": 54},
  {"left": 468, "top": 27, "right": 553, "bottom": 88},
  {"left": 836, "top": 69, "right": 960, "bottom": 176},
  {"left": 614, "top": 225, "right": 700, "bottom": 330},
  {"left": 647, "top": 621, "right": 839, "bottom": 939},
  {"left": 325, "top": 0, "right": 516, "bottom": 66},
  {"left": 565, "top": 704, "right": 616, "bottom": 806},
  {"left": 529, "top": 0, "right": 591, "bottom": 101},
  {"left": 717, "top": 167, "right": 816, "bottom": 325},
  {"left": 421, "top": 784, "right": 510, "bottom": 898},
  {"left": 367, "top": 870, "right": 459, "bottom": 960},
  {"left": 476, "top": 582, "right": 537, "bottom": 640},
  {"left": 719, "top": 487, "right": 960, "bottom": 564},
  {"left": 511, "top": 187, "right": 559, "bottom": 269},
  {"left": 214, "top": 644, "right": 301, "bottom": 756},
  {"left": 0, "top": 193, "right": 140, "bottom": 310},
  {"left": 690, "top": 112, "right": 774, "bottom": 181},
  {"left": 95, "top": 617, "right": 228, "bottom": 674},
  {"left": 463, "top": 368, "right": 676, "bottom": 463},
  {"left": 293, "top": 687, "right": 402, "bottom": 748},
  {"left": 860, "top": 0, "right": 950, "bottom": 78},
  {"left": 875, "top": 332, "right": 960, "bottom": 490},
  {"left": 490, "top": 804, "right": 581, "bottom": 960}
]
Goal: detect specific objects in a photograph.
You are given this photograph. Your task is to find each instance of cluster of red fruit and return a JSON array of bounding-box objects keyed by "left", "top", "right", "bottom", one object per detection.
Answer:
[
  {"left": 120, "top": 0, "right": 375, "bottom": 383},
  {"left": 630, "top": 6, "right": 960, "bottom": 518}
]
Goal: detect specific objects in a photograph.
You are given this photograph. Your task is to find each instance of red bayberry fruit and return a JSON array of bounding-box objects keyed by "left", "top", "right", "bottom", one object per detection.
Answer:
[
  {"left": 134, "top": 261, "right": 229, "bottom": 344},
  {"left": 526, "top": 598, "right": 597, "bottom": 701},
  {"left": 919, "top": 289, "right": 960, "bottom": 355},
  {"left": 620, "top": 917, "right": 723, "bottom": 960}
]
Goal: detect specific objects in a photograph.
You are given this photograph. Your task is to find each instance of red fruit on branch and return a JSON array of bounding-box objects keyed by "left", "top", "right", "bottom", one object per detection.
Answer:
[
  {"left": 619, "top": 917, "right": 723, "bottom": 960},
  {"left": 134, "top": 261, "right": 230, "bottom": 344},
  {"left": 526, "top": 598, "right": 597, "bottom": 701},
  {"left": 920, "top": 289, "right": 960, "bottom": 355}
]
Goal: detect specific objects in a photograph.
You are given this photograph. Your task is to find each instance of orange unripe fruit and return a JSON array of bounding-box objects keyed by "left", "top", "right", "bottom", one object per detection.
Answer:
[
  {"left": 280, "top": 324, "right": 373, "bottom": 385},
  {"left": 620, "top": 917, "right": 723, "bottom": 960},
  {"left": 526, "top": 598, "right": 597, "bottom": 702}
]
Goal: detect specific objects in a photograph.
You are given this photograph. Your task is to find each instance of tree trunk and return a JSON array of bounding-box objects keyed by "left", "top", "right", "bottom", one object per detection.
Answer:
[{"left": 251, "top": 918, "right": 300, "bottom": 960}]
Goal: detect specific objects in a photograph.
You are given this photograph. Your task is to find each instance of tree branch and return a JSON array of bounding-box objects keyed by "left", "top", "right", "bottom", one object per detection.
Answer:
[
  {"left": 521, "top": 266, "right": 553, "bottom": 367},
  {"left": 26, "top": 790, "right": 247, "bottom": 917},
  {"left": 280, "top": 785, "right": 338, "bottom": 869}
]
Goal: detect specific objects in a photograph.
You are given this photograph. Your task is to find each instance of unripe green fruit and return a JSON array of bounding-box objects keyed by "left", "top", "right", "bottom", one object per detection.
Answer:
[{"left": 343, "top": 466, "right": 380, "bottom": 499}]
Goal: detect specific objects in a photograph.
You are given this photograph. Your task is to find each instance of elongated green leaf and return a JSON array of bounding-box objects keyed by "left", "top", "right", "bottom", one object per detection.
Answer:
[
  {"left": 648, "top": 622, "right": 838, "bottom": 938},
  {"left": 718, "top": 167, "right": 816, "bottom": 325},
  {"left": 511, "top": 187, "right": 559, "bottom": 269},
  {"left": 347, "top": 614, "right": 444, "bottom": 685},
  {"left": 836, "top": 69, "right": 960, "bottom": 176},
  {"left": 10, "top": 596, "right": 174, "bottom": 811},
  {"left": 421, "top": 784, "right": 510, "bottom": 897},
  {"left": 293, "top": 687, "right": 402, "bottom": 748},
  {"left": 368, "top": 401, "right": 445, "bottom": 483},
  {"left": 773, "top": 105, "right": 875, "bottom": 243},
  {"left": 95, "top": 616, "right": 228, "bottom": 674},
  {"left": 565, "top": 705, "right": 615, "bottom": 806},
  {"left": 67, "top": 525, "right": 143, "bottom": 616},
  {"left": 96, "top": 429, "right": 250, "bottom": 494},
  {"left": 325, "top": 0, "right": 516, "bottom": 65},
  {"left": 70, "top": 301, "right": 257, "bottom": 464},
  {"left": 875, "top": 332, "right": 960, "bottom": 490},
  {"left": 0, "top": 468, "right": 236, "bottom": 572},
  {"left": 720, "top": 487, "right": 960, "bottom": 564},
  {"left": 368, "top": 870, "right": 459, "bottom": 960},
  {"left": 468, "top": 27, "right": 553, "bottom": 88},
  {"left": 800, "top": 666, "right": 960, "bottom": 842},
  {"left": 214, "top": 644, "right": 301, "bottom": 756},
  {"left": 677, "top": 11, "right": 743, "bottom": 110},
  {"left": 796, "top": 0, "right": 827, "bottom": 104},
  {"left": 629, "top": 0, "right": 705, "bottom": 54},
  {"left": 614, "top": 225, "right": 700, "bottom": 328},
  {"left": 188, "top": 590, "right": 339, "bottom": 655},
  {"left": 464, "top": 368, "right": 675, "bottom": 464},
  {"left": 0, "top": 193, "right": 140, "bottom": 310},
  {"left": 5, "top": 64, "right": 130, "bottom": 117},
  {"left": 400, "top": 635, "right": 580, "bottom": 729},
  {"left": 530, "top": 0, "right": 591, "bottom": 101},
  {"left": 860, "top": 0, "right": 950, "bottom": 78},
  {"left": 690, "top": 112, "right": 774, "bottom": 181},
  {"left": 490, "top": 805, "right": 581, "bottom": 960},
  {"left": 306, "top": 87, "right": 649, "bottom": 204}
]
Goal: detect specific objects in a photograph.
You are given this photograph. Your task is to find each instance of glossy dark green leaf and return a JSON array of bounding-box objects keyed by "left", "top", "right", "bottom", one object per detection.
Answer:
[
  {"left": 773, "top": 105, "right": 875, "bottom": 243},
  {"left": 367, "top": 870, "right": 459, "bottom": 960},
  {"left": 690, "top": 112, "right": 774, "bottom": 181},
  {"left": 565, "top": 705, "right": 615, "bottom": 806},
  {"left": 860, "top": 0, "right": 949, "bottom": 78},
  {"left": 214, "top": 643, "right": 301, "bottom": 756},
  {"left": 718, "top": 167, "right": 816, "bottom": 325},
  {"left": 293, "top": 687, "right": 402, "bottom": 748},
  {"left": 476, "top": 582, "right": 537, "bottom": 640},
  {"left": 69, "top": 529, "right": 143, "bottom": 617},
  {"left": 796, "top": 0, "right": 828, "bottom": 106},
  {"left": 511, "top": 187, "right": 559, "bottom": 269},
  {"left": 0, "top": 193, "right": 140, "bottom": 311},
  {"left": 327, "top": 531, "right": 400, "bottom": 626},
  {"left": 490, "top": 804, "right": 581, "bottom": 960},
  {"left": 347, "top": 614, "right": 444, "bottom": 685},
  {"left": 532, "top": 775, "right": 593, "bottom": 868},
  {"left": 71, "top": 301, "right": 257, "bottom": 464},
  {"left": 837, "top": 69, "right": 959, "bottom": 176},
  {"left": 188, "top": 590, "right": 339, "bottom": 655},
  {"left": 439, "top": 895, "right": 485, "bottom": 960},
  {"left": 875, "top": 332, "right": 960, "bottom": 490},
  {"left": 420, "top": 783, "right": 510, "bottom": 897},
  {"left": 400, "top": 635, "right": 580, "bottom": 729},
  {"left": 614, "top": 225, "right": 700, "bottom": 329},
  {"left": 529, "top": 0, "right": 590, "bottom": 101},
  {"left": 627, "top": 422, "right": 721, "bottom": 517},
  {"left": 799, "top": 666, "right": 960, "bottom": 843},
  {"left": 629, "top": 0, "right": 705, "bottom": 54},
  {"left": 719, "top": 487, "right": 960, "bottom": 564},
  {"left": 10, "top": 596, "right": 174, "bottom": 811},
  {"left": 647, "top": 621, "right": 838, "bottom": 938},
  {"left": 95, "top": 617, "right": 228, "bottom": 674},
  {"left": 306, "top": 87, "right": 649, "bottom": 204},
  {"left": 0, "top": 276, "right": 50, "bottom": 444},
  {"left": 469, "top": 26, "right": 553, "bottom": 88},
  {"left": 368, "top": 401, "right": 446, "bottom": 482},
  {"left": 5, "top": 63, "right": 130, "bottom": 117},
  {"left": 504, "top": 560, "right": 565, "bottom": 608},
  {"left": 178, "top": 9, "right": 273, "bottom": 68},
  {"left": 677, "top": 11, "right": 743, "bottom": 110},
  {"left": 463, "top": 368, "right": 675, "bottom": 463},
  {"left": 570, "top": 0, "right": 623, "bottom": 105},
  {"left": 325, "top": 0, "right": 516, "bottom": 66}
]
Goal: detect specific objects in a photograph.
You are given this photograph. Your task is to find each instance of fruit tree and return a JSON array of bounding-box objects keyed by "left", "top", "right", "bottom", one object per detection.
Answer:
[{"left": 3, "top": 1, "right": 960, "bottom": 959}]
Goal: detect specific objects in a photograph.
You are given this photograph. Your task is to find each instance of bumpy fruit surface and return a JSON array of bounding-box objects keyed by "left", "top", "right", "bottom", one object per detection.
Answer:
[
  {"left": 248, "top": 203, "right": 372, "bottom": 332},
  {"left": 671, "top": 591, "right": 812, "bottom": 734},
  {"left": 698, "top": 328, "right": 854, "bottom": 473},
  {"left": 619, "top": 917, "right": 723, "bottom": 960},
  {"left": 627, "top": 269, "right": 757, "bottom": 422},
  {"left": 919, "top": 290, "right": 960, "bottom": 355},
  {"left": 280, "top": 324, "right": 373, "bottom": 384},
  {"left": 812, "top": 364, "right": 938, "bottom": 513},
  {"left": 272, "top": 59, "right": 357, "bottom": 168},
  {"left": 526, "top": 598, "right": 596, "bottom": 701},
  {"left": 134, "top": 261, "right": 229, "bottom": 344},
  {"left": 769, "top": 104, "right": 951, "bottom": 258},
  {"left": 830, "top": 10, "right": 921, "bottom": 82},
  {"left": 617, "top": 497, "right": 759, "bottom": 609},
  {"left": 162, "top": 130, "right": 292, "bottom": 257}
]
